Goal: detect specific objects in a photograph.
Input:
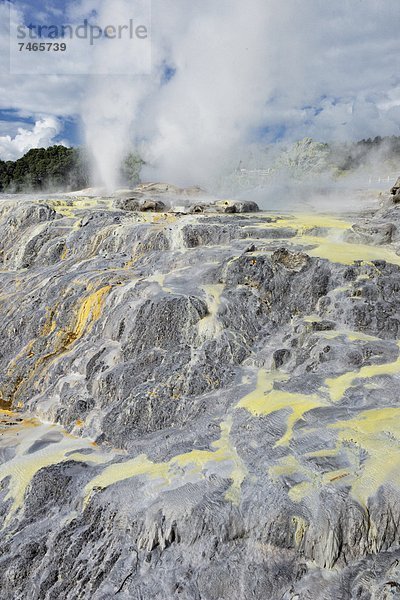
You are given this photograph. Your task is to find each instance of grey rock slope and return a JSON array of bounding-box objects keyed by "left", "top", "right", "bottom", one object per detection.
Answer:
[{"left": 1, "top": 187, "right": 400, "bottom": 599}]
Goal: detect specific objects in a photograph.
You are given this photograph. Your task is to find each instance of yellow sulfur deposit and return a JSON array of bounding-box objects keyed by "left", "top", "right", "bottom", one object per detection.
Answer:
[
  {"left": 316, "top": 329, "right": 380, "bottom": 343},
  {"left": 3, "top": 284, "right": 112, "bottom": 406},
  {"left": 328, "top": 406, "right": 400, "bottom": 507},
  {"left": 253, "top": 213, "right": 352, "bottom": 232},
  {"left": 303, "top": 314, "right": 322, "bottom": 323},
  {"left": 84, "top": 416, "right": 246, "bottom": 507},
  {"left": 72, "top": 285, "right": 111, "bottom": 340},
  {"left": 40, "top": 306, "right": 58, "bottom": 337},
  {"left": 292, "top": 516, "right": 308, "bottom": 546},
  {"left": 83, "top": 454, "right": 171, "bottom": 508},
  {"left": 252, "top": 213, "right": 400, "bottom": 267},
  {"left": 48, "top": 197, "right": 114, "bottom": 218},
  {"left": 325, "top": 342, "right": 400, "bottom": 402},
  {"left": 0, "top": 412, "right": 111, "bottom": 526},
  {"left": 298, "top": 234, "right": 400, "bottom": 266},
  {"left": 237, "top": 369, "right": 323, "bottom": 446},
  {"left": 269, "top": 454, "right": 316, "bottom": 502},
  {"left": 269, "top": 404, "right": 400, "bottom": 507}
]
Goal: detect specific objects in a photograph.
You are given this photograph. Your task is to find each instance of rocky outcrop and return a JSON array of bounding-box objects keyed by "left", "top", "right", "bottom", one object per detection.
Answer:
[
  {"left": 214, "top": 199, "right": 260, "bottom": 213},
  {"left": 1, "top": 189, "right": 400, "bottom": 598},
  {"left": 115, "top": 197, "right": 168, "bottom": 212},
  {"left": 113, "top": 185, "right": 260, "bottom": 215},
  {"left": 390, "top": 175, "right": 400, "bottom": 198}
]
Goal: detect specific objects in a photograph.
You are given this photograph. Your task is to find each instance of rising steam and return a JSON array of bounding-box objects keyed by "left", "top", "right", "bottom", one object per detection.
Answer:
[
  {"left": 78, "top": 0, "right": 400, "bottom": 192},
  {"left": 80, "top": 0, "right": 274, "bottom": 191}
]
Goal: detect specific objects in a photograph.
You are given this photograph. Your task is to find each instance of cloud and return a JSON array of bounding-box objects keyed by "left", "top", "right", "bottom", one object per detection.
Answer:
[
  {"left": 139, "top": 0, "right": 272, "bottom": 186},
  {"left": 0, "top": 116, "right": 65, "bottom": 160},
  {"left": 117, "top": 0, "right": 400, "bottom": 187},
  {"left": 79, "top": 0, "right": 152, "bottom": 190},
  {"left": 1, "top": 0, "right": 400, "bottom": 188},
  {"left": 0, "top": 2, "right": 84, "bottom": 122}
]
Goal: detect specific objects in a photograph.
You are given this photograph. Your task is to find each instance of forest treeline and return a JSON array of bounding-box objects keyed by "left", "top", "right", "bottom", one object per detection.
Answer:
[
  {"left": 0, "top": 146, "right": 89, "bottom": 192},
  {"left": 0, "top": 146, "right": 144, "bottom": 192}
]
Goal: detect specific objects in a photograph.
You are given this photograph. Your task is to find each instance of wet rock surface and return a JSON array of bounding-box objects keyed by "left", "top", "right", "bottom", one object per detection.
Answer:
[{"left": 1, "top": 183, "right": 400, "bottom": 598}]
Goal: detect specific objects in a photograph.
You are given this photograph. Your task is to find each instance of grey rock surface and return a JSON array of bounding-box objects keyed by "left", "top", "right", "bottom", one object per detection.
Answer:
[
  {"left": 1, "top": 184, "right": 400, "bottom": 598},
  {"left": 390, "top": 176, "right": 400, "bottom": 196}
]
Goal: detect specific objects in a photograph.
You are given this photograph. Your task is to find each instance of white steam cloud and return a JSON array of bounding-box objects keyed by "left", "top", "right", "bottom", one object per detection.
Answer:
[
  {"left": 77, "top": 0, "right": 400, "bottom": 191},
  {"left": 78, "top": 0, "right": 151, "bottom": 191},
  {"left": 79, "top": 0, "right": 274, "bottom": 190}
]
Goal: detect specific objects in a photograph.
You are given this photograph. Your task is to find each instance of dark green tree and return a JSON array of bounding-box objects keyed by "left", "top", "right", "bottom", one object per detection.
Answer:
[
  {"left": 121, "top": 152, "right": 145, "bottom": 187},
  {"left": 0, "top": 146, "right": 90, "bottom": 192}
]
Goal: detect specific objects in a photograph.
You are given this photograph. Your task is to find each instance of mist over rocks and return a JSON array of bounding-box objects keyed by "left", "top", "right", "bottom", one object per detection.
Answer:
[{"left": 1, "top": 182, "right": 400, "bottom": 598}]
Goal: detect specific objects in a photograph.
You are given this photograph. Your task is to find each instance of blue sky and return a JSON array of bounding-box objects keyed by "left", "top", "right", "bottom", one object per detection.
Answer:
[
  {"left": 14, "top": 0, "right": 70, "bottom": 26},
  {"left": 0, "top": 0, "right": 84, "bottom": 157},
  {"left": 0, "top": 108, "right": 81, "bottom": 145},
  {"left": 8, "top": 0, "right": 100, "bottom": 28}
]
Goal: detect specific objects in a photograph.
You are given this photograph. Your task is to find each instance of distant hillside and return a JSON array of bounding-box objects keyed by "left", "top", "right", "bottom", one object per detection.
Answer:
[
  {"left": 0, "top": 146, "right": 145, "bottom": 193},
  {"left": 267, "top": 135, "right": 400, "bottom": 177},
  {"left": 331, "top": 135, "right": 400, "bottom": 174},
  {"left": 0, "top": 146, "right": 90, "bottom": 193},
  {"left": 219, "top": 135, "right": 400, "bottom": 195}
]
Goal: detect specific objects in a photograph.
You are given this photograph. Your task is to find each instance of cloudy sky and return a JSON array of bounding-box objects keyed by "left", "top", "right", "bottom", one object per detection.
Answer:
[{"left": 0, "top": 0, "right": 400, "bottom": 185}]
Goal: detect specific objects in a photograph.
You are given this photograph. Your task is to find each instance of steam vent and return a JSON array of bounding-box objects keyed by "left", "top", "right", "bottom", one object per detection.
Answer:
[{"left": 3, "top": 181, "right": 400, "bottom": 599}]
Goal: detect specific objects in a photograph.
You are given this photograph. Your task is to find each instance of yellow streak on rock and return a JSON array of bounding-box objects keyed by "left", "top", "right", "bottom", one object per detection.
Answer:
[
  {"left": 40, "top": 306, "right": 58, "bottom": 337},
  {"left": 84, "top": 455, "right": 170, "bottom": 508},
  {"left": 29, "top": 285, "right": 111, "bottom": 378},
  {"left": 60, "top": 245, "right": 69, "bottom": 260},
  {"left": 328, "top": 406, "right": 400, "bottom": 507},
  {"left": 72, "top": 285, "right": 111, "bottom": 340},
  {"left": 325, "top": 342, "right": 400, "bottom": 402},
  {"left": 173, "top": 416, "right": 246, "bottom": 504},
  {"left": 270, "top": 404, "right": 400, "bottom": 506},
  {"left": 48, "top": 197, "right": 114, "bottom": 218},
  {"left": 4, "top": 285, "right": 112, "bottom": 405},
  {"left": 254, "top": 213, "right": 352, "bottom": 232},
  {"left": 253, "top": 213, "right": 400, "bottom": 267},
  {"left": 84, "top": 416, "right": 246, "bottom": 507},
  {"left": 316, "top": 329, "right": 381, "bottom": 342},
  {"left": 6, "top": 340, "right": 35, "bottom": 376},
  {"left": 238, "top": 370, "right": 289, "bottom": 410},
  {"left": 152, "top": 212, "right": 178, "bottom": 225},
  {"left": 1, "top": 448, "right": 82, "bottom": 525},
  {"left": 292, "top": 516, "right": 308, "bottom": 546},
  {"left": 269, "top": 455, "right": 315, "bottom": 502},
  {"left": 288, "top": 481, "right": 315, "bottom": 503},
  {"left": 298, "top": 234, "right": 400, "bottom": 266},
  {"left": 0, "top": 409, "right": 14, "bottom": 417},
  {"left": 303, "top": 314, "right": 322, "bottom": 323},
  {"left": 0, "top": 411, "right": 37, "bottom": 433},
  {"left": 237, "top": 369, "right": 323, "bottom": 446},
  {"left": 0, "top": 414, "right": 110, "bottom": 526}
]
